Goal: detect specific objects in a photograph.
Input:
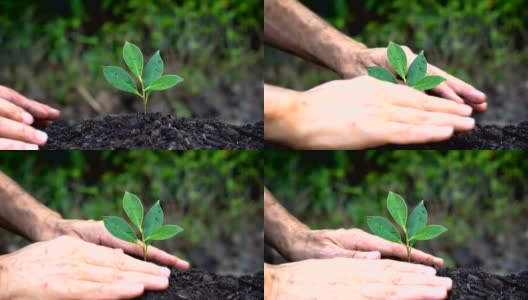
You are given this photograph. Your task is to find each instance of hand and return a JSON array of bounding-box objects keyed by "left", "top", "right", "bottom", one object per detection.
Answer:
[
  {"left": 285, "top": 228, "right": 443, "bottom": 267},
  {"left": 341, "top": 46, "right": 487, "bottom": 112},
  {"left": 50, "top": 219, "right": 190, "bottom": 270},
  {"left": 0, "top": 85, "right": 60, "bottom": 149},
  {"left": 269, "top": 76, "right": 475, "bottom": 149},
  {"left": 0, "top": 236, "right": 172, "bottom": 300},
  {"left": 265, "top": 258, "right": 452, "bottom": 300}
]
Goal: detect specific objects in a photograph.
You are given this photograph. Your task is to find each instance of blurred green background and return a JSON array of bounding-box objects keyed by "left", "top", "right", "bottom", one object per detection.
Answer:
[
  {"left": 0, "top": 151, "right": 263, "bottom": 274},
  {"left": 0, "top": 0, "right": 262, "bottom": 124},
  {"left": 264, "top": 150, "right": 528, "bottom": 274},
  {"left": 264, "top": 0, "right": 528, "bottom": 126}
]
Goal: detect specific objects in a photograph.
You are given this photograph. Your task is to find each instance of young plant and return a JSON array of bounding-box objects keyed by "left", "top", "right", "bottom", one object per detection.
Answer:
[
  {"left": 367, "top": 192, "right": 447, "bottom": 262},
  {"left": 103, "top": 191, "right": 183, "bottom": 261},
  {"left": 103, "top": 41, "right": 184, "bottom": 113},
  {"left": 367, "top": 42, "right": 446, "bottom": 91}
]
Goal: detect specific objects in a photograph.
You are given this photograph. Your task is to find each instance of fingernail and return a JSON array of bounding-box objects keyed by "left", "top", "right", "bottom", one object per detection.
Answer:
[
  {"left": 161, "top": 267, "right": 171, "bottom": 277},
  {"left": 441, "top": 277, "right": 453, "bottom": 288},
  {"left": 156, "top": 277, "right": 169, "bottom": 286},
  {"left": 461, "top": 105, "right": 473, "bottom": 115},
  {"left": 177, "top": 260, "right": 191, "bottom": 269},
  {"left": 366, "top": 252, "right": 380, "bottom": 259},
  {"left": 21, "top": 112, "right": 34, "bottom": 124},
  {"left": 471, "top": 90, "right": 486, "bottom": 99},
  {"left": 25, "top": 144, "right": 38, "bottom": 150},
  {"left": 36, "top": 130, "right": 48, "bottom": 143},
  {"left": 463, "top": 117, "right": 475, "bottom": 127},
  {"left": 50, "top": 108, "right": 60, "bottom": 116}
]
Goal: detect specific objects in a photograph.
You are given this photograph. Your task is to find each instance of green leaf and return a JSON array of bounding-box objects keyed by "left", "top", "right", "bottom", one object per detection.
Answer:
[
  {"left": 367, "top": 66, "right": 398, "bottom": 83},
  {"left": 123, "top": 41, "right": 144, "bottom": 80},
  {"left": 407, "top": 51, "right": 427, "bottom": 86},
  {"left": 367, "top": 216, "right": 402, "bottom": 244},
  {"left": 387, "top": 192, "right": 407, "bottom": 228},
  {"left": 147, "top": 225, "right": 184, "bottom": 241},
  {"left": 412, "top": 75, "right": 446, "bottom": 91},
  {"left": 146, "top": 75, "right": 184, "bottom": 91},
  {"left": 143, "top": 51, "right": 163, "bottom": 87},
  {"left": 407, "top": 200, "right": 428, "bottom": 237},
  {"left": 143, "top": 200, "right": 163, "bottom": 237},
  {"left": 387, "top": 41, "right": 407, "bottom": 81},
  {"left": 102, "top": 66, "right": 138, "bottom": 94},
  {"left": 411, "top": 225, "right": 447, "bottom": 241},
  {"left": 123, "top": 192, "right": 143, "bottom": 230},
  {"left": 103, "top": 216, "right": 137, "bottom": 244}
]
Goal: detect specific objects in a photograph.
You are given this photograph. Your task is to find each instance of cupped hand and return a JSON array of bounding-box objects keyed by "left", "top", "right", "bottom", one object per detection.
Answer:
[
  {"left": 0, "top": 85, "right": 60, "bottom": 149},
  {"left": 55, "top": 219, "right": 190, "bottom": 270},
  {"left": 266, "top": 258, "right": 452, "bottom": 300},
  {"left": 0, "top": 236, "right": 171, "bottom": 300},
  {"left": 286, "top": 228, "right": 443, "bottom": 267},
  {"left": 276, "top": 76, "right": 475, "bottom": 149},
  {"left": 343, "top": 46, "right": 487, "bottom": 112}
]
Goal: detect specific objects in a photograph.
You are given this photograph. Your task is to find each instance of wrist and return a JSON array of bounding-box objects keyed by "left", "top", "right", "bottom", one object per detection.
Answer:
[
  {"left": 264, "top": 87, "right": 305, "bottom": 146},
  {"left": 34, "top": 214, "right": 67, "bottom": 241},
  {"left": 0, "top": 255, "right": 11, "bottom": 299},
  {"left": 264, "top": 264, "right": 279, "bottom": 300},
  {"left": 333, "top": 42, "right": 371, "bottom": 79}
]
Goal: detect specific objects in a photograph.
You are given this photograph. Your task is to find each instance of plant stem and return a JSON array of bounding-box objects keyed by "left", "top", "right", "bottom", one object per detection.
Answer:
[
  {"left": 403, "top": 228, "right": 411, "bottom": 262},
  {"left": 139, "top": 79, "right": 147, "bottom": 113}
]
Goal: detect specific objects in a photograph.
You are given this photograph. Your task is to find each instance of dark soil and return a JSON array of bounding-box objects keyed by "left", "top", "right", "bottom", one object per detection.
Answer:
[
  {"left": 384, "top": 122, "right": 528, "bottom": 149},
  {"left": 438, "top": 268, "right": 528, "bottom": 300},
  {"left": 139, "top": 268, "right": 263, "bottom": 300},
  {"left": 41, "top": 113, "right": 263, "bottom": 150}
]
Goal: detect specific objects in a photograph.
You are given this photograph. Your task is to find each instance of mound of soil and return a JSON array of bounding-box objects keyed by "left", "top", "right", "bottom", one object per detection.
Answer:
[
  {"left": 42, "top": 113, "right": 263, "bottom": 150},
  {"left": 439, "top": 268, "right": 528, "bottom": 300},
  {"left": 139, "top": 269, "right": 263, "bottom": 300},
  {"left": 385, "top": 122, "right": 528, "bottom": 149}
]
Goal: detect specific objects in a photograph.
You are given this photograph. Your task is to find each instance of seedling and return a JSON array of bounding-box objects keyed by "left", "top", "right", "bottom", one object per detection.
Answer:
[
  {"left": 103, "top": 191, "right": 183, "bottom": 261},
  {"left": 367, "top": 192, "right": 447, "bottom": 262},
  {"left": 367, "top": 42, "right": 446, "bottom": 91},
  {"left": 103, "top": 41, "right": 184, "bottom": 113}
]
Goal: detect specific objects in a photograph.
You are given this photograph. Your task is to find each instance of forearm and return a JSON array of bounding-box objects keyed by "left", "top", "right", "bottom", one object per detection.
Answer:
[
  {"left": 264, "top": 0, "right": 366, "bottom": 74},
  {"left": 264, "top": 187, "right": 309, "bottom": 259},
  {"left": 0, "top": 171, "right": 62, "bottom": 241},
  {"left": 264, "top": 263, "right": 278, "bottom": 300}
]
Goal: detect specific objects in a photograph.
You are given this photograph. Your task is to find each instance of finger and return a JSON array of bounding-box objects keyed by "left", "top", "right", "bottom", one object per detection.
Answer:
[
  {"left": 385, "top": 122, "right": 454, "bottom": 145},
  {"left": 0, "top": 86, "right": 60, "bottom": 120},
  {"left": 472, "top": 101, "right": 487, "bottom": 112},
  {"left": 376, "top": 259, "right": 437, "bottom": 275},
  {"left": 323, "top": 249, "right": 381, "bottom": 260},
  {"left": 76, "top": 263, "right": 169, "bottom": 290},
  {"left": 361, "top": 283, "right": 448, "bottom": 300},
  {"left": 0, "top": 138, "right": 38, "bottom": 150},
  {"left": 388, "top": 106, "right": 475, "bottom": 132},
  {"left": 0, "top": 117, "right": 48, "bottom": 145},
  {"left": 0, "top": 97, "right": 34, "bottom": 124},
  {"left": 429, "top": 82, "right": 464, "bottom": 103},
  {"left": 427, "top": 64, "right": 486, "bottom": 104},
  {"left": 113, "top": 239, "right": 190, "bottom": 270},
  {"left": 359, "top": 234, "right": 443, "bottom": 266},
  {"left": 389, "top": 89, "right": 473, "bottom": 116},
  {"left": 62, "top": 281, "right": 144, "bottom": 300},
  {"left": 374, "top": 273, "right": 452, "bottom": 289},
  {"left": 84, "top": 246, "right": 171, "bottom": 277}
]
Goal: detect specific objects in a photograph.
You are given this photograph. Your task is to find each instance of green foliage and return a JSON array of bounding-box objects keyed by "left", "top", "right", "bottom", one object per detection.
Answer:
[
  {"left": 103, "top": 42, "right": 184, "bottom": 112},
  {"left": 0, "top": 151, "right": 263, "bottom": 250},
  {"left": 367, "top": 42, "right": 445, "bottom": 90},
  {"left": 263, "top": 151, "right": 528, "bottom": 257},
  {"left": 0, "top": 0, "right": 262, "bottom": 107},
  {"left": 369, "top": 192, "right": 447, "bottom": 262},
  {"left": 104, "top": 191, "right": 183, "bottom": 260}
]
